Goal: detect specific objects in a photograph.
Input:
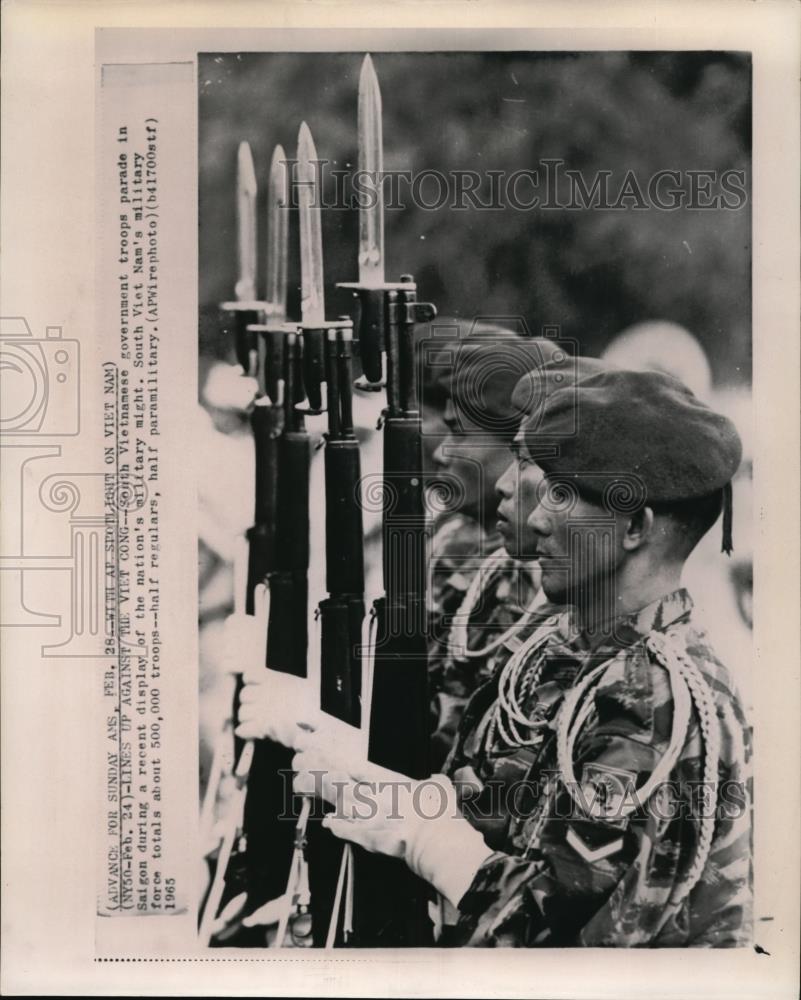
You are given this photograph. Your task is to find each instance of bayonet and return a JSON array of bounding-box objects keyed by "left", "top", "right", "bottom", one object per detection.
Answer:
[
  {"left": 266, "top": 144, "right": 289, "bottom": 321},
  {"left": 297, "top": 122, "right": 326, "bottom": 327},
  {"left": 338, "top": 54, "right": 393, "bottom": 387},
  {"left": 358, "top": 54, "right": 385, "bottom": 287},
  {"left": 221, "top": 140, "right": 263, "bottom": 376},
  {"left": 295, "top": 121, "right": 328, "bottom": 410},
  {"left": 235, "top": 140, "right": 258, "bottom": 303},
  {"left": 252, "top": 143, "right": 291, "bottom": 401}
]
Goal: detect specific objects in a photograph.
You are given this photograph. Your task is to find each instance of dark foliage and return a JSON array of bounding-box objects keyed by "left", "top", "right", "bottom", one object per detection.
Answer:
[{"left": 199, "top": 51, "right": 750, "bottom": 383}]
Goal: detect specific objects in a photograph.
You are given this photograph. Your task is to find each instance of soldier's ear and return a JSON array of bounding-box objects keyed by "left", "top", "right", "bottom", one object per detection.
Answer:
[{"left": 621, "top": 506, "right": 654, "bottom": 551}]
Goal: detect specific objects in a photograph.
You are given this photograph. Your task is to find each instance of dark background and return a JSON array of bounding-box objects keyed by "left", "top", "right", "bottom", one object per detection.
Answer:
[{"left": 198, "top": 50, "right": 751, "bottom": 385}]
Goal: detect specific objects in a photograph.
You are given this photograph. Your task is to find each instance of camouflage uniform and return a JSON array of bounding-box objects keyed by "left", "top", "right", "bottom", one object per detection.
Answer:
[
  {"left": 427, "top": 511, "right": 542, "bottom": 770},
  {"left": 445, "top": 588, "right": 753, "bottom": 947}
]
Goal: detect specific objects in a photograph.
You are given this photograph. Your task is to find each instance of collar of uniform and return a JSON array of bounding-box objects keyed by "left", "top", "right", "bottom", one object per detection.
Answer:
[
  {"left": 630, "top": 587, "right": 694, "bottom": 635},
  {"left": 577, "top": 587, "right": 694, "bottom": 656},
  {"left": 555, "top": 588, "right": 694, "bottom": 664}
]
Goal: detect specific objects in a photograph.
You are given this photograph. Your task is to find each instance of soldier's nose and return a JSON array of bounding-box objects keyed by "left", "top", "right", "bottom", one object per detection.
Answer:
[
  {"left": 495, "top": 461, "right": 515, "bottom": 498},
  {"left": 432, "top": 439, "right": 450, "bottom": 467}
]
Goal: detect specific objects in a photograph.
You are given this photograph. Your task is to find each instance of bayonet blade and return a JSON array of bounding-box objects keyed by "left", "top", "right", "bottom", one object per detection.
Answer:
[
  {"left": 358, "top": 54, "right": 385, "bottom": 286},
  {"left": 266, "top": 144, "right": 289, "bottom": 320},
  {"left": 235, "top": 141, "right": 258, "bottom": 302},
  {"left": 297, "top": 122, "right": 326, "bottom": 326}
]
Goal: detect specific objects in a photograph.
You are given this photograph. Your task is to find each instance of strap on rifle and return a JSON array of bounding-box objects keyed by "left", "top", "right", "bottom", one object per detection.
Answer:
[
  {"left": 360, "top": 606, "right": 379, "bottom": 744},
  {"left": 273, "top": 797, "right": 312, "bottom": 947},
  {"left": 325, "top": 844, "right": 355, "bottom": 947},
  {"left": 198, "top": 740, "right": 254, "bottom": 945}
]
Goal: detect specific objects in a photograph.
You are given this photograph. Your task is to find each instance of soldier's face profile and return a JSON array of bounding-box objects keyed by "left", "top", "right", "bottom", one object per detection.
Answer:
[
  {"left": 494, "top": 445, "right": 544, "bottom": 559},
  {"left": 431, "top": 401, "right": 512, "bottom": 522},
  {"left": 523, "top": 467, "right": 623, "bottom": 605}
]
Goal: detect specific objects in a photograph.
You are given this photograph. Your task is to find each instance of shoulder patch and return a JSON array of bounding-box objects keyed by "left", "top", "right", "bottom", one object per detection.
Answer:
[{"left": 578, "top": 761, "right": 638, "bottom": 828}]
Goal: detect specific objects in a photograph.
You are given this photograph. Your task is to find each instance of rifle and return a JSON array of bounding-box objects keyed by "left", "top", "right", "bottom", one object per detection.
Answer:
[
  {"left": 292, "top": 120, "right": 366, "bottom": 947},
  {"left": 307, "top": 323, "right": 367, "bottom": 946},
  {"left": 226, "top": 326, "right": 312, "bottom": 946},
  {"left": 335, "top": 55, "right": 437, "bottom": 947},
  {"left": 340, "top": 275, "right": 436, "bottom": 948},
  {"left": 200, "top": 144, "right": 312, "bottom": 946},
  {"left": 240, "top": 145, "right": 311, "bottom": 936},
  {"left": 198, "top": 139, "right": 267, "bottom": 942}
]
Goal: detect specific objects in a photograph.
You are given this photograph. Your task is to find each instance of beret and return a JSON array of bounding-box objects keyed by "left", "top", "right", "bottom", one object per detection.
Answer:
[
  {"left": 511, "top": 355, "right": 608, "bottom": 423},
  {"left": 432, "top": 326, "right": 580, "bottom": 438},
  {"left": 521, "top": 368, "right": 742, "bottom": 505}
]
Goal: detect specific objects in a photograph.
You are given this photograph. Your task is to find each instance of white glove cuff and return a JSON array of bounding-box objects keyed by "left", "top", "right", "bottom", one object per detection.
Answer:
[{"left": 404, "top": 776, "right": 494, "bottom": 908}]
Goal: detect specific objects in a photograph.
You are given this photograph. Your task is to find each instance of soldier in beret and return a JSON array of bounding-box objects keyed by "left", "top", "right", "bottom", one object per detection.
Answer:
[
  {"left": 294, "top": 368, "right": 752, "bottom": 948},
  {"left": 426, "top": 331, "right": 605, "bottom": 768},
  {"left": 423, "top": 323, "right": 550, "bottom": 615},
  {"left": 424, "top": 324, "right": 553, "bottom": 767}
]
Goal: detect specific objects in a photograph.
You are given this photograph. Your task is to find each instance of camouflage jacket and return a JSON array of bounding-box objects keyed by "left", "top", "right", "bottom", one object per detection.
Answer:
[
  {"left": 446, "top": 589, "right": 753, "bottom": 948},
  {"left": 427, "top": 513, "right": 542, "bottom": 770}
]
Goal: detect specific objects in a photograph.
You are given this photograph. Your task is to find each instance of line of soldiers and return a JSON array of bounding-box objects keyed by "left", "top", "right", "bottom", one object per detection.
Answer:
[{"left": 236, "top": 322, "right": 752, "bottom": 948}]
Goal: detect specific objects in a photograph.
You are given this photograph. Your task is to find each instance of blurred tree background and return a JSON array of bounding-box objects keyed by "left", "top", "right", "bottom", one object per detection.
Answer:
[{"left": 199, "top": 51, "right": 750, "bottom": 385}]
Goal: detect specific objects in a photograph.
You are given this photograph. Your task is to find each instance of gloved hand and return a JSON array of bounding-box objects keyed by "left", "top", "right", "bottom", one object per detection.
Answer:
[
  {"left": 223, "top": 608, "right": 268, "bottom": 679},
  {"left": 291, "top": 726, "right": 385, "bottom": 805},
  {"left": 235, "top": 668, "right": 322, "bottom": 749},
  {"left": 293, "top": 737, "right": 493, "bottom": 908}
]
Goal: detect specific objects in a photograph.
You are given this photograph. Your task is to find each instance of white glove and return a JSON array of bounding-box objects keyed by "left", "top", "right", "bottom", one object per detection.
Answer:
[
  {"left": 293, "top": 739, "right": 493, "bottom": 908},
  {"left": 235, "top": 668, "right": 322, "bottom": 750},
  {"left": 291, "top": 726, "right": 384, "bottom": 805},
  {"left": 223, "top": 610, "right": 267, "bottom": 679}
]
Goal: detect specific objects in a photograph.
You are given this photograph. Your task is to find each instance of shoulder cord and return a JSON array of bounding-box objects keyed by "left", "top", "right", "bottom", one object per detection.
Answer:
[
  {"left": 536, "top": 628, "right": 721, "bottom": 905},
  {"left": 649, "top": 631, "right": 722, "bottom": 908},
  {"left": 556, "top": 649, "right": 692, "bottom": 818},
  {"left": 447, "top": 547, "right": 543, "bottom": 663},
  {"left": 480, "top": 613, "right": 565, "bottom": 754}
]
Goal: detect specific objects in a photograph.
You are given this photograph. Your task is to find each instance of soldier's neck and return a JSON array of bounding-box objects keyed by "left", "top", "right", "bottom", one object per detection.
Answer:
[{"left": 575, "top": 560, "right": 684, "bottom": 634}]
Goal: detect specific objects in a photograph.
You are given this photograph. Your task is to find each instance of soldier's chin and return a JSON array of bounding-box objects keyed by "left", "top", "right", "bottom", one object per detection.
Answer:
[
  {"left": 498, "top": 527, "right": 526, "bottom": 561},
  {"left": 539, "top": 568, "right": 568, "bottom": 603}
]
